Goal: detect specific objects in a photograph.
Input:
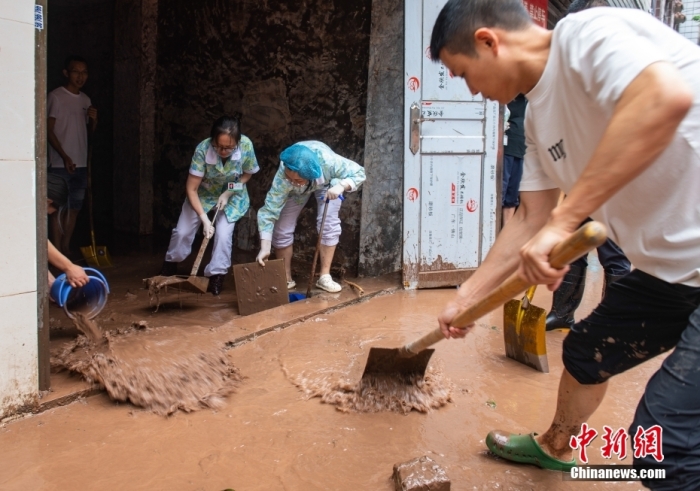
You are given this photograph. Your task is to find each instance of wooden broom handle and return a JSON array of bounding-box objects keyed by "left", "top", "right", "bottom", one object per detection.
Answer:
[
  {"left": 402, "top": 221, "right": 607, "bottom": 355},
  {"left": 191, "top": 207, "right": 220, "bottom": 276}
]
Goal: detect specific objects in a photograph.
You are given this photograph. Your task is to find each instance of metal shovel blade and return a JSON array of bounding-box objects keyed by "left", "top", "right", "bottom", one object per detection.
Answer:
[
  {"left": 361, "top": 347, "right": 435, "bottom": 380},
  {"left": 81, "top": 244, "right": 113, "bottom": 268},
  {"left": 503, "top": 298, "right": 549, "bottom": 373}
]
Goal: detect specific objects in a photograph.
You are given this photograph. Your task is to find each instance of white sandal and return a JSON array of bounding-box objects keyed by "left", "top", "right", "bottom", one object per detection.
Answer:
[
  {"left": 316, "top": 274, "right": 342, "bottom": 293},
  {"left": 287, "top": 280, "right": 296, "bottom": 290}
]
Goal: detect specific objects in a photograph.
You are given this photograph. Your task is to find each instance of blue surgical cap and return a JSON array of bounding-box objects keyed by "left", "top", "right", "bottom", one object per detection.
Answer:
[{"left": 280, "top": 144, "right": 322, "bottom": 180}]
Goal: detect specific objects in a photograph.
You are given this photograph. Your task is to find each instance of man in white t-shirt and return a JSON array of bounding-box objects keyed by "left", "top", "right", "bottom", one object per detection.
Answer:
[
  {"left": 430, "top": 1, "right": 700, "bottom": 487},
  {"left": 47, "top": 55, "right": 98, "bottom": 255}
]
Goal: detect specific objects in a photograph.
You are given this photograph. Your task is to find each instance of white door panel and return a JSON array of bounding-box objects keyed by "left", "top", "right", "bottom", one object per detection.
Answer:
[
  {"left": 403, "top": 0, "right": 502, "bottom": 289},
  {"left": 421, "top": 136, "right": 485, "bottom": 154},
  {"left": 421, "top": 101, "right": 485, "bottom": 120}
]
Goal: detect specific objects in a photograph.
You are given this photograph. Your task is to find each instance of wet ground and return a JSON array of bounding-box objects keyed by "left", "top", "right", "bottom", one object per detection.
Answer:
[{"left": 1, "top": 254, "right": 663, "bottom": 490}]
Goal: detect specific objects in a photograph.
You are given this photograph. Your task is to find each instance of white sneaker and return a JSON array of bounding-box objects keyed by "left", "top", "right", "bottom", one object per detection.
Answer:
[
  {"left": 287, "top": 280, "right": 296, "bottom": 290},
  {"left": 316, "top": 274, "right": 342, "bottom": 293}
]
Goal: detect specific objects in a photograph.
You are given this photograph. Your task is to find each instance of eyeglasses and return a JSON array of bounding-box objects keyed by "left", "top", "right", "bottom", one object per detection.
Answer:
[
  {"left": 284, "top": 170, "right": 307, "bottom": 186},
  {"left": 213, "top": 144, "right": 238, "bottom": 153}
]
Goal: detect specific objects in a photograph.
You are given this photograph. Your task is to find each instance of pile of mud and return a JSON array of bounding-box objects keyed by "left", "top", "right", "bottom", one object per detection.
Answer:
[
  {"left": 52, "top": 315, "right": 242, "bottom": 416},
  {"left": 288, "top": 367, "right": 453, "bottom": 414}
]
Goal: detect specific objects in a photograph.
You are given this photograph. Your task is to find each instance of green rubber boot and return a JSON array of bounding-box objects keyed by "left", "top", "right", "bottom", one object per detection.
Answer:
[{"left": 486, "top": 430, "right": 576, "bottom": 472}]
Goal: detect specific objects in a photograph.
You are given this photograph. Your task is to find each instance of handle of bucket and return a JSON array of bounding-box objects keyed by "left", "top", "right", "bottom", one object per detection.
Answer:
[
  {"left": 401, "top": 221, "right": 607, "bottom": 356},
  {"left": 84, "top": 267, "right": 110, "bottom": 294}
]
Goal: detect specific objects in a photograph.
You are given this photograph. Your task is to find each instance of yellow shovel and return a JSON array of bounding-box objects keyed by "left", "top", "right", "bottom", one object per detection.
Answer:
[
  {"left": 503, "top": 285, "right": 548, "bottom": 372},
  {"left": 80, "top": 144, "right": 112, "bottom": 268}
]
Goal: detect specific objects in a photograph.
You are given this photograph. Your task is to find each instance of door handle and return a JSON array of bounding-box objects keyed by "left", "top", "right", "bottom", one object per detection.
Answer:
[{"left": 410, "top": 102, "right": 420, "bottom": 155}]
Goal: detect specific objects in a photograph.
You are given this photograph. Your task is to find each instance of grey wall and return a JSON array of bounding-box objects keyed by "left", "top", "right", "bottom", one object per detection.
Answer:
[
  {"left": 113, "top": 0, "right": 156, "bottom": 235},
  {"left": 358, "top": 0, "right": 404, "bottom": 277}
]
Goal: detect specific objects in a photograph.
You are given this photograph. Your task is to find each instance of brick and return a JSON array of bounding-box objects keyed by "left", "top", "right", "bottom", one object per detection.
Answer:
[{"left": 393, "top": 455, "right": 450, "bottom": 491}]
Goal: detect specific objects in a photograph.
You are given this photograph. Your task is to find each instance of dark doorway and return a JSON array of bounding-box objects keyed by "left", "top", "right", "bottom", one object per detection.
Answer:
[{"left": 47, "top": 0, "right": 115, "bottom": 257}]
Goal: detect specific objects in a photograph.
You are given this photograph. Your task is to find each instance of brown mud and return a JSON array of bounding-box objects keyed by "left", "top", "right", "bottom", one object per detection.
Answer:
[
  {"left": 288, "top": 366, "right": 452, "bottom": 414},
  {"left": 53, "top": 318, "right": 241, "bottom": 416},
  {"left": 2, "top": 254, "right": 661, "bottom": 489},
  {"left": 71, "top": 312, "right": 106, "bottom": 344}
]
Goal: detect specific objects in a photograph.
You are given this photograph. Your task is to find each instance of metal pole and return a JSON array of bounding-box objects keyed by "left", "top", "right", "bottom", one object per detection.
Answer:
[{"left": 35, "top": 0, "right": 50, "bottom": 391}]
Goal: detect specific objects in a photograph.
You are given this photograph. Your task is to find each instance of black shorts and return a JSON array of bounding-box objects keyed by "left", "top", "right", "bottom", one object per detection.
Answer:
[{"left": 563, "top": 269, "right": 700, "bottom": 385}]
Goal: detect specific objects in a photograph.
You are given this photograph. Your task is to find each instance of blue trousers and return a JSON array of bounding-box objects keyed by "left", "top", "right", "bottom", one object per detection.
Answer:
[{"left": 572, "top": 218, "right": 631, "bottom": 276}]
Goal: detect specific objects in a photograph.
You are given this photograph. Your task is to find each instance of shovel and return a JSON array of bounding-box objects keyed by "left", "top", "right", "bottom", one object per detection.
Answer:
[
  {"left": 503, "top": 285, "right": 548, "bottom": 372},
  {"left": 361, "top": 221, "right": 607, "bottom": 380},
  {"left": 81, "top": 143, "right": 112, "bottom": 268},
  {"left": 144, "top": 207, "right": 220, "bottom": 294}
]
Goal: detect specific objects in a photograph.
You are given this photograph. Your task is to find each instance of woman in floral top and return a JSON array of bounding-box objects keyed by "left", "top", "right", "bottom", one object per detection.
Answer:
[
  {"left": 256, "top": 141, "right": 365, "bottom": 293},
  {"left": 161, "top": 115, "right": 259, "bottom": 295}
]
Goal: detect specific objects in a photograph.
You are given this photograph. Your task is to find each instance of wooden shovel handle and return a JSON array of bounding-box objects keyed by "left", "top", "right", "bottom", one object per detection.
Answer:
[
  {"left": 402, "top": 221, "right": 607, "bottom": 355},
  {"left": 190, "top": 207, "right": 219, "bottom": 276}
]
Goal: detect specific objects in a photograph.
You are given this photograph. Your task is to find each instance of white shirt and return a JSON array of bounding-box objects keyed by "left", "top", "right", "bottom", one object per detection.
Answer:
[
  {"left": 520, "top": 8, "right": 700, "bottom": 287},
  {"left": 47, "top": 86, "right": 91, "bottom": 168}
]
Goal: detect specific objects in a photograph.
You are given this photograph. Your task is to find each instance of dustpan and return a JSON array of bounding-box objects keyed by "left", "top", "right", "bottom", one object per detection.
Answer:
[{"left": 144, "top": 207, "right": 220, "bottom": 295}]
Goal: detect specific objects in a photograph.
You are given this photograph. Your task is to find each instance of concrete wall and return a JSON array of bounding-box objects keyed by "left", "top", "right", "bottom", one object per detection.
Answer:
[
  {"left": 358, "top": 0, "right": 404, "bottom": 276},
  {"left": 114, "top": 0, "right": 156, "bottom": 235},
  {"left": 0, "top": 0, "right": 39, "bottom": 418},
  {"left": 154, "top": 0, "right": 372, "bottom": 273}
]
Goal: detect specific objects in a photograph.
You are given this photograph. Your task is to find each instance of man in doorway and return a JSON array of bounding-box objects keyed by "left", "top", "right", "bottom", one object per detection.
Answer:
[
  {"left": 47, "top": 55, "right": 98, "bottom": 255},
  {"left": 431, "top": 1, "right": 700, "bottom": 488}
]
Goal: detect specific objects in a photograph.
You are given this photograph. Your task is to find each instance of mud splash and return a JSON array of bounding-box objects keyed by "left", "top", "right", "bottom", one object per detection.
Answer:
[
  {"left": 72, "top": 312, "right": 106, "bottom": 344},
  {"left": 53, "top": 319, "right": 242, "bottom": 416},
  {"left": 287, "top": 366, "right": 453, "bottom": 414}
]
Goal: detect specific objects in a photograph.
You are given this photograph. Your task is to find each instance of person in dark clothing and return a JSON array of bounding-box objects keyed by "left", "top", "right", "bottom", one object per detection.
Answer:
[
  {"left": 545, "top": 0, "right": 632, "bottom": 331},
  {"left": 546, "top": 219, "right": 631, "bottom": 330},
  {"left": 502, "top": 94, "right": 526, "bottom": 225}
]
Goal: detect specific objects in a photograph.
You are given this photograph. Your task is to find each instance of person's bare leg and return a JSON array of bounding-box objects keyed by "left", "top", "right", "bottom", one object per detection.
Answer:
[
  {"left": 275, "top": 244, "right": 294, "bottom": 282},
  {"left": 61, "top": 209, "right": 80, "bottom": 255},
  {"left": 319, "top": 244, "right": 336, "bottom": 277},
  {"left": 535, "top": 369, "right": 609, "bottom": 460},
  {"left": 502, "top": 207, "right": 515, "bottom": 226},
  {"left": 50, "top": 212, "right": 65, "bottom": 253}
]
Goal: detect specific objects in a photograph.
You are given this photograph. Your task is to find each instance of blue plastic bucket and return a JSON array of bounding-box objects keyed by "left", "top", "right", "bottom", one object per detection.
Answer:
[
  {"left": 50, "top": 267, "right": 110, "bottom": 319},
  {"left": 288, "top": 292, "right": 307, "bottom": 303}
]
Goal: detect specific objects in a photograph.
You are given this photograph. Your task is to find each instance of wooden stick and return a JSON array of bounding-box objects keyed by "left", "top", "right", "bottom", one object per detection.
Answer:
[
  {"left": 306, "top": 198, "right": 330, "bottom": 297},
  {"left": 402, "top": 221, "right": 608, "bottom": 356},
  {"left": 343, "top": 279, "right": 365, "bottom": 297},
  {"left": 190, "top": 207, "right": 219, "bottom": 276}
]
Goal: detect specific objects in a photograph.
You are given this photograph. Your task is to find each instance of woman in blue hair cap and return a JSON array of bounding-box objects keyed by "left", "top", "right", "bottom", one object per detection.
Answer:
[{"left": 256, "top": 141, "right": 366, "bottom": 292}]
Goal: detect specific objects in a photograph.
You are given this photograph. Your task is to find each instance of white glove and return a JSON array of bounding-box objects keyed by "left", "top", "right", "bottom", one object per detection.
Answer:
[
  {"left": 256, "top": 239, "right": 271, "bottom": 266},
  {"left": 199, "top": 212, "right": 215, "bottom": 239},
  {"left": 217, "top": 190, "right": 234, "bottom": 210},
  {"left": 325, "top": 183, "right": 346, "bottom": 200}
]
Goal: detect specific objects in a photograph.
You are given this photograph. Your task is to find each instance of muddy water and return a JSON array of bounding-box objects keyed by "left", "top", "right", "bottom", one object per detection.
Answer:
[
  {"left": 71, "top": 312, "right": 105, "bottom": 344},
  {"left": 6, "top": 285, "right": 660, "bottom": 490},
  {"left": 288, "top": 366, "right": 452, "bottom": 414},
  {"left": 53, "top": 321, "right": 241, "bottom": 416}
]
